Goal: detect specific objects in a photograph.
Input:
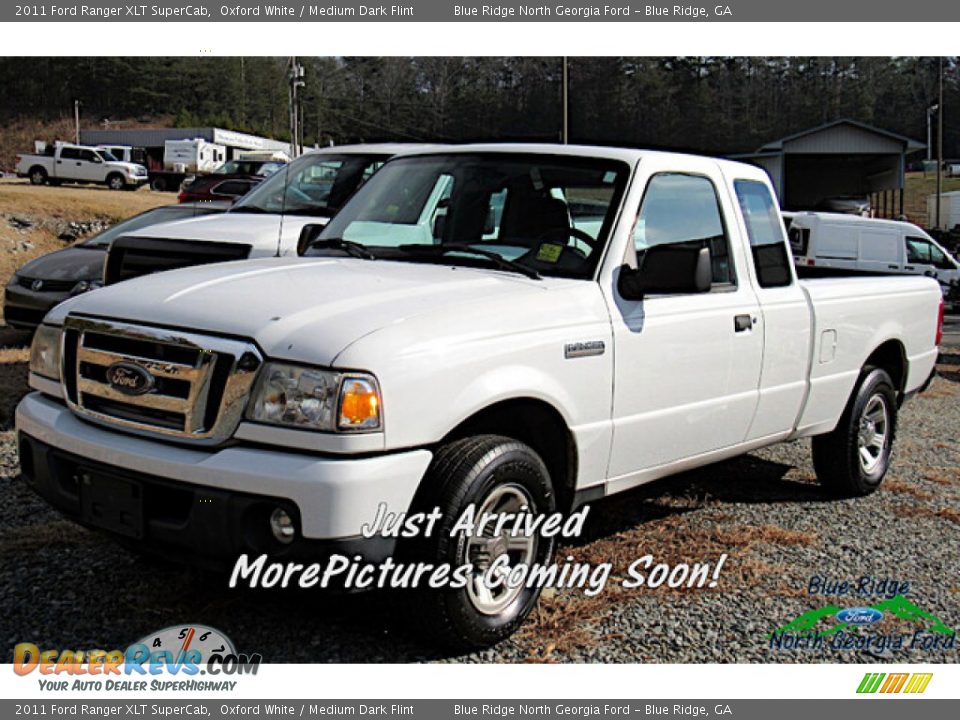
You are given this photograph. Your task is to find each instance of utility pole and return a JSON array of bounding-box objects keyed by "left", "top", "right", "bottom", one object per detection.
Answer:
[
  {"left": 288, "top": 58, "right": 305, "bottom": 157},
  {"left": 927, "top": 104, "right": 938, "bottom": 163},
  {"left": 561, "top": 57, "right": 569, "bottom": 144},
  {"left": 936, "top": 57, "right": 944, "bottom": 230},
  {"left": 73, "top": 100, "right": 80, "bottom": 144},
  {"left": 240, "top": 57, "right": 247, "bottom": 127}
]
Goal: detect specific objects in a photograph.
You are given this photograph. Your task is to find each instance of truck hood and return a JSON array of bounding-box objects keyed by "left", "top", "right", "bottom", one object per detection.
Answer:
[
  {"left": 13, "top": 246, "right": 105, "bottom": 283},
  {"left": 125, "top": 212, "right": 326, "bottom": 256},
  {"left": 47, "top": 256, "right": 550, "bottom": 366}
]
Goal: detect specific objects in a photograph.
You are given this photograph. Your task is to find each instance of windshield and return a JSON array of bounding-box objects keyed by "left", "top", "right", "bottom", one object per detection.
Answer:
[
  {"left": 80, "top": 206, "right": 213, "bottom": 248},
  {"left": 312, "top": 153, "right": 630, "bottom": 279},
  {"left": 231, "top": 152, "right": 389, "bottom": 217}
]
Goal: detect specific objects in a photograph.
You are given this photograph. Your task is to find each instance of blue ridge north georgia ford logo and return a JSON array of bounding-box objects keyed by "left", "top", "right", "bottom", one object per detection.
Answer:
[{"left": 105, "top": 362, "right": 155, "bottom": 396}]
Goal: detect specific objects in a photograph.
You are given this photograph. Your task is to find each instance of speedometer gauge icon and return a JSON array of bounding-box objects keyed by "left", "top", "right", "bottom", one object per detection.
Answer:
[{"left": 136, "top": 624, "right": 236, "bottom": 661}]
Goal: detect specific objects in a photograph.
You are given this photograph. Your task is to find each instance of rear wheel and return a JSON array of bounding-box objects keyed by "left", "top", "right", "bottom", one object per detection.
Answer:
[
  {"left": 405, "top": 435, "right": 556, "bottom": 650},
  {"left": 29, "top": 167, "right": 47, "bottom": 185},
  {"left": 812, "top": 367, "right": 897, "bottom": 497}
]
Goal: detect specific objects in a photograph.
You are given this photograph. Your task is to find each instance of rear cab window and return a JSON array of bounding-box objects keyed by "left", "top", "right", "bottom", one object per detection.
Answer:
[{"left": 733, "top": 179, "right": 794, "bottom": 288}]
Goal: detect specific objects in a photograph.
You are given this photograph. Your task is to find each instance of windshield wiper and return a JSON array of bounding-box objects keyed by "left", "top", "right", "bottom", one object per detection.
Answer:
[
  {"left": 306, "top": 237, "right": 377, "bottom": 260},
  {"left": 398, "top": 244, "right": 541, "bottom": 280}
]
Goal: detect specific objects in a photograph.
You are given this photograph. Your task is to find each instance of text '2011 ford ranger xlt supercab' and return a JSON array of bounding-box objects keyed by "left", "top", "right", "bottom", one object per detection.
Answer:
[{"left": 17, "top": 145, "right": 944, "bottom": 649}]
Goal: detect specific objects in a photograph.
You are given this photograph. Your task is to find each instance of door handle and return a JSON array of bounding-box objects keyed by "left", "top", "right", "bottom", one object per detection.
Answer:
[
  {"left": 887, "top": 264, "right": 899, "bottom": 270},
  {"left": 734, "top": 314, "right": 753, "bottom": 333},
  {"left": 905, "top": 266, "right": 915, "bottom": 271}
]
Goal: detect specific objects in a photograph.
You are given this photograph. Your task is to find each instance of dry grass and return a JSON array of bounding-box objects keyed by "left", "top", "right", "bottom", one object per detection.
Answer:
[
  {"left": 903, "top": 171, "right": 960, "bottom": 226},
  {"left": 884, "top": 478, "right": 936, "bottom": 501},
  {"left": 514, "top": 514, "right": 818, "bottom": 660},
  {"left": 0, "top": 178, "right": 167, "bottom": 219},
  {"left": 892, "top": 504, "right": 960, "bottom": 525},
  {"left": 0, "top": 178, "right": 169, "bottom": 320},
  {"left": 921, "top": 376, "right": 960, "bottom": 399},
  {"left": 924, "top": 468, "right": 959, "bottom": 486}
]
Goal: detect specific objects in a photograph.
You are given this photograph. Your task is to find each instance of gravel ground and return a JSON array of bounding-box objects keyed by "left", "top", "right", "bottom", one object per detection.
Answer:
[{"left": 1, "top": 319, "right": 958, "bottom": 664}]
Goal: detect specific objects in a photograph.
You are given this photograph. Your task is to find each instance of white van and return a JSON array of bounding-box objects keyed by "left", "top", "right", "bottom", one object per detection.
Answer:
[{"left": 789, "top": 211, "right": 959, "bottom": 296}]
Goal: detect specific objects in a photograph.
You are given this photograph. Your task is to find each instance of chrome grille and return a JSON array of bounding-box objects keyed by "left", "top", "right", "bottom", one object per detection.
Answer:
[{"left": 62, "top": 316, "right": 262, "bottom": 445}]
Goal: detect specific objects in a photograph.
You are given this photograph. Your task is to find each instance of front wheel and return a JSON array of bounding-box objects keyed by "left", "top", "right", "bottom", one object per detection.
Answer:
[
  {"left": 405, "top": 435, "right": 556, "bottom": 650},
  {"left": 812, "top": 366, "right": 897, "bottom": 497},
  {"left": 106, "top": 174, "right": 125, "bottom": 191}
]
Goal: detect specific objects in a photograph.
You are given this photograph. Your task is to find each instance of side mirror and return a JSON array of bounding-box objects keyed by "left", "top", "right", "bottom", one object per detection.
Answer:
[
  {"left": 297, "top": 223, "right": 325, "bottom": 256},
  {"left": 618, "top": 245, "right": 712, "bottom": 301}
]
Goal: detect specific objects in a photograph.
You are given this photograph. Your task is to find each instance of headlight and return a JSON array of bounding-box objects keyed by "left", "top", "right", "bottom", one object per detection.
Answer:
[
  {"left": 245, "top": 362, "right": 382, "bottom": 432},
  {"left": 29, "top": 324, "right": 61, "bottom": 382},
  {"left": 71, "top": 279, "right": 102, "bottom": 295},
  {"left": 7, "top": 273, "right": 19, "bottom": 288}
]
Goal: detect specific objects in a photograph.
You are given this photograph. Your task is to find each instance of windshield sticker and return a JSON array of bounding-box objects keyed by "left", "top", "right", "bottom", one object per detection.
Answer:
[{"left": 536, "top": 243, "right": 564, "bottom": 263}]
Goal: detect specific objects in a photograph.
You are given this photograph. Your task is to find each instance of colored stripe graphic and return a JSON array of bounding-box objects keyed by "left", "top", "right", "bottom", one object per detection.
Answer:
[
  {"left": 880, "top": 673, "right": 909, "bottom": 693},
  {"left": 857, "top": 672, "right": 932, "bottom": 694},
  {"left": 903, "top": 673, "right": 933, "bottom": 694},
  {"left": 857, "top": 673, "right": 885, "bottom": 693}
]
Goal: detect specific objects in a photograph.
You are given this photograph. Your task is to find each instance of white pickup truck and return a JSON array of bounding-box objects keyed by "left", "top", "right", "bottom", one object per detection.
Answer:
[
  {"left": 17, "top": 145, "right": 943, "bottom": 649},
  {"left": 15, "top": 143, "right": 149, "bottom": 190},
  {"left": 100, "top": 144, "right": 428, "bottom": 285}
]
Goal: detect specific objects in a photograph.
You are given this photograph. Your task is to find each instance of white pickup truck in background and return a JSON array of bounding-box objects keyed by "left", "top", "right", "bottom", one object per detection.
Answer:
[
  {"left": 15, "top": 143, "right": 149, "bottom": 190},
  {"left": 99, "top": 144, "right": 427, "bottom": 285},
  {"left": 17, "top": 144, "right": 943, "bottom": 649}
]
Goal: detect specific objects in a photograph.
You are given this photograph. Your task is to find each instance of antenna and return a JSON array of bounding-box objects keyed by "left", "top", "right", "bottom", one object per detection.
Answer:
[{"left": 276, "top": 157, "right": 293, "bottom": 258}]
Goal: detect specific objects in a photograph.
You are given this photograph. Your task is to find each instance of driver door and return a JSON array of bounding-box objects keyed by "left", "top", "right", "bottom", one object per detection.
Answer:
[
  {"left": 77, "top": 149, "right": 106, "bottom": 182},
  {"left": 606, "top": 156, "right": 763, "bottom": 488}
]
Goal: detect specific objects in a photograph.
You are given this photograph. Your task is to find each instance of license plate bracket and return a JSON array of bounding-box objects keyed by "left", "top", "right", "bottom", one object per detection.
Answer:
[{"left": 79, "top": 469, "right": 144, "bottom": 539}]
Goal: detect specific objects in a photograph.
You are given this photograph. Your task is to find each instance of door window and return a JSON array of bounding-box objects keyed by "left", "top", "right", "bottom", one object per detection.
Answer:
[
  {"left": 906, "top": 237, "right": 932, "bottom": 264},
  {"left": 633, "top": 173, "right": 734, "bottom": 285},
  {"left": 734, "top": 179, "right": 793, "bottom": 288}
]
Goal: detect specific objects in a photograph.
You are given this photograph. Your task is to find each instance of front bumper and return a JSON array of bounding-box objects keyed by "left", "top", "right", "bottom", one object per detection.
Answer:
[
  {"left": 16, "top": 392, "right": 432, "bottom": 569},
  {"left": 3, "top": 285, "right": 70, "bottom": 330}
]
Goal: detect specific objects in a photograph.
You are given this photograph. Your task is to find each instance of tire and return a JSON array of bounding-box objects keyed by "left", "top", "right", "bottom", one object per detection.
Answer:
[
  {"left": 106, "top": 173, "right": 125, "bottom": 191},
  {"left": 150, "top": 177, "right": 167, "bottom": 192},
  {"left": 812, "top": 366, "right": 898, "bottom": 497},
  {"left": 29, "top": 167, "right": 47, "bottom": 185},
  {"left": 404, "top": 435, "right": 556, "bottom": 650}
]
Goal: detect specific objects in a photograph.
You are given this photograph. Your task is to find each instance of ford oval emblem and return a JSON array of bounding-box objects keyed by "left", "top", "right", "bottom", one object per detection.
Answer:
[
  {"left": 837, "top": 607, "right": 884, "bottom": 626},
  {"left": 105, "top": 361, "right": 155, "bottom": 396}
]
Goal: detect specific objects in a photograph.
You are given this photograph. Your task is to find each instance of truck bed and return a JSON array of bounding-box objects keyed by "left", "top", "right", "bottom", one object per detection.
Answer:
[{"left": 793, "top": 274, "right": 941, "bottom": 437}]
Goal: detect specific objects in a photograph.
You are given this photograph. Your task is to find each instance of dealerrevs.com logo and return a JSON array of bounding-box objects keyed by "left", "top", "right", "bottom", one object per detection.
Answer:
[
  {"left": 12, "top": 624, "right": 262, "bottom": 692},
  {"left": 857, "top": 672, "right": 933, "bottom": 694}
]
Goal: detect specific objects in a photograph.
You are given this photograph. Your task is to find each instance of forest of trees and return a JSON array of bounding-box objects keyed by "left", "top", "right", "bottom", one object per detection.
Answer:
[{"left": 0, "top": 56, "right": 957, "bottom": 157}]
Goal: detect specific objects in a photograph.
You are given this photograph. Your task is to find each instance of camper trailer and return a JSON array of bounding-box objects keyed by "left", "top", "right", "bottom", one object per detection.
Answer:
[{"left": 163, "top": 139, "right": 226, "bottom": 174}]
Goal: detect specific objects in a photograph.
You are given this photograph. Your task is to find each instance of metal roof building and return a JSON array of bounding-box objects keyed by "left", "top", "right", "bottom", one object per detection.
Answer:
[
  {"left": 735, "top": 119, "right": 925, "bottom": 217},
  {"left": 79, "top": 127, "right": 291, "bottom": 156}
]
